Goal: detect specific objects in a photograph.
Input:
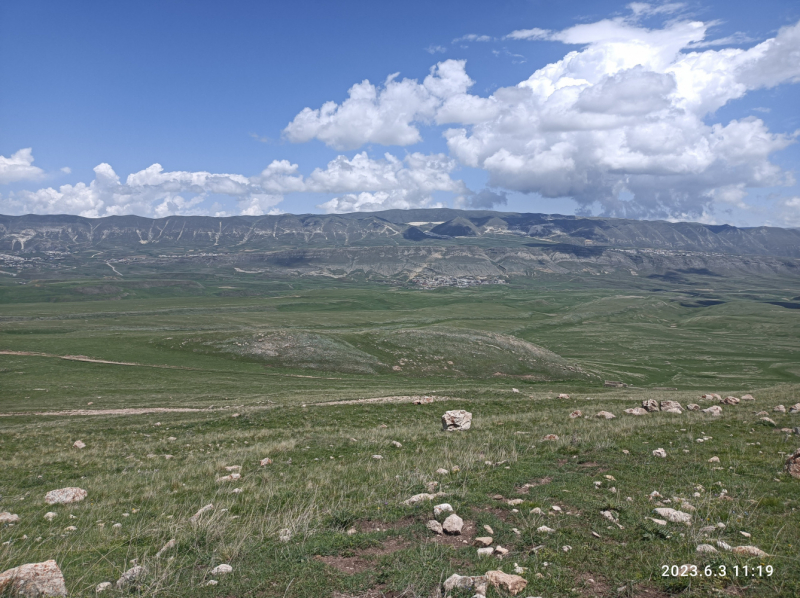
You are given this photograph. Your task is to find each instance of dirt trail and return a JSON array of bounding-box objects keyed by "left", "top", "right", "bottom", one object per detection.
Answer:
[
  {"left": 0, "top": 350, "right": 198, "bottom": 370},
  {"left": 313, "top": 395, "right": 460, "bottom": 406}
]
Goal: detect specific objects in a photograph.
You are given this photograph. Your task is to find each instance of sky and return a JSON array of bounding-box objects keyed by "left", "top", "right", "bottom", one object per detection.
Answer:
[{"left": 2, "top": 0, "right": 800, "bottom": 227}]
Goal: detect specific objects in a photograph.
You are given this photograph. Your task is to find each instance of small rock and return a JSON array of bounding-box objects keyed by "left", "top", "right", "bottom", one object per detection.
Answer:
[
  {"left": 507, "top": 499, "right": 523, "bottom": 506},
  {"left": 442, "top": 513, "right": 464, "bottom": 535},
  {"left": 0, "top": 512, "right": 20, "bottom": 524},
  {"left": 216, "top": 473, "right": 241, "bottom": 483},
  {"left": 760, "top": 417, "right": 777, "bottom": 426},
  {"left": 774, "top": 405, "right": 786, "bottom": 413},
  {"left": 530, "top": 507, "right": 543, "bottom": 515},
  {"left": 687, "top": 404, "right": 700, "bottom": 411},
  {"left": 485, "top": 570, "right": 527, "bottom": 595},
  {"left": 537, "top": 525, "right": 555, "bottom": 533},
  {"left": 205, "top": 580, "right": 218, "bottom": 586},
  {"left": 702, "top": 406, "right": 723, "bottom": 416},
  {"left": 443, "top": 574, "right": 488, "bottom": 594},
  {"left": 717, "top": 540, "right": 732, "bottom": 551},
  {"left": 391, "top": 441, "right": 402, "bottom": 448},
  {"left": 96, "top": 581, "right": 112, "bottom": 593},
  {"left": 433, "top": 503, "right": 453, "bottom": 517},
  {"left": 569, "top": 410, "right": 583, "bottom": 418},
  {"left": 260, "top": 457, "right": 273, "bottom": 466},
  {"left": 44, "top": 487, "right": 87, "bottom": 505},
  {"left": 64, "top": 526, "right": 77, "bottom": 532},
  {"left": 595, "top": 411, "right": 615, "bottom": 419},
  {"left": 278, "top": 528, "right": 292, "bottom": 542},
  {"left": 661, "top": 401, "right": 683, "bottom": 412},
  {"left": 788, "top": 403, "right": 800, "bottom": 413},
  {"left": 116, "top": 565, "right": 146, "bottom": 590},
  {"left": 622, "top": 449, "right": 630, "bottom": 454},
  {"left": 722, "top": 396, "right": 740, "bottom": 405},
  {"left": 558, "top": 393, "right": 570, "bottom": 399},
  {"left": 562, "top": 545, "right": 572, "bottom": 552},
  {"left": 442, "top": 410, "right": 472, "bottom": 431},
  {"left": 477, "top": 546, "right": 494, "bottom": 556},
  {"left": 663, "top": 407, "right": 683, "bottom": 414},
  {"left": 483, "top": 524, "right": 494, "bottom": 534},
  {"left": 740, "top": 531, "right": 751, "bottom": 538},
  {"left": 624, "top": 407, "right": 648, "bottom": 416},
  {"left": 426, "top": 520, "right": 443, "bottom": 535},
  {"left": 542, "top": 434, "right": 559, "bottom": 441},
  {"left": 44, "top": 512, "right": 57, "bottom": 521},
  {"left": 784, "top": 448, "right": 800, "bottom": 479},
  {"left": 0, "top": 560, "right": 67, "bottom": 597},
  {"left": 642, "top": 399, "right": 660, "bottom": 412},
  {"left": 73, "top": 440, "right": 86, "bottom": 449},
  {"left": 346, "top": 527, "right": 357, "bottom": 535},
  {"left": 512, "top": 388, "right": 519, "bottom": 393},
  {"left": 190, "top": 504, "right": 214, "bottom": 524},
  {"left": 708, "top": 456, "right": 720, "bottom": 463},
  {"left": 474, "top": 536, "right": 493, "bottom": 547},
  {"left": 653, "top": 507, "right": 692, "bottom": 525},
  {"left": 155, "top": 538, "right": 176, "bottom": 558},
  {"left": 371, "top": 455, "right": 383, "bottom": 460},
  {"left": 732, "top": 545, "right": 768, "bottom": 557},
  {"left": 741, "top": 394, "right": 755, "bottom": 401},
  {"left": 495, "top": 545, "right": 509, "bottom": 555},
  {"left": 224, "top": 465, "right": 241, "bottom": 472},
  {"left": 403, "top": 493, "right": 438, "bottom": 505},
  {"left": 435, "top": 468, "right": 449, "bottom": 475},
  {"left": 210, "top": 564, "right": 232, "bottom": 575},
  {"left": 652, "top": 448, "right": 667, "bottom": 458},
  {"left": 647, "top": 517, "right": 667, "bottom": 526},
  {"left": 112, "top": 523, "right": 121, "bottom": 529}
]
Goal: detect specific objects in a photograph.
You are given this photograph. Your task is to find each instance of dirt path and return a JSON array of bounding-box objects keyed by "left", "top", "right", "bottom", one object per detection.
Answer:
[
  {"left": 313, "top": 395, "right": 460, "bottom": 406},
  {"left": 0, "top": 350, "right": 198, "bottom": 370},
  {"left": 0, "top": 407, "right": 214, "bottom": 418}
]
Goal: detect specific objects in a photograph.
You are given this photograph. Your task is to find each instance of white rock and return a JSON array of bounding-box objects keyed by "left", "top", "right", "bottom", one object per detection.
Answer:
[
  {"left": 569, "top": 410, "right": 583, "bottom": 418},
  {"left": 64, "top": 526, "right": 77, "bottom": 532},
  {"left": 647, "top": 517, "right": 667, "bottom": 526},
  {"left": 391, "top": 441, "right": 402, "bottom": 448},
  {"left": 474, "top": 536, "right": 493, "bottom": 547},
  {"left": 96, "top": 581, "right": 112, "bottom": 593},
  {"left": 696, "top": 544, "right": 717, "bottom": 554},
  {"left": 278, "top": 528, "right": 292, "bottom": 542},
  {"left": 441, "top": 410, "right": 472, "bottom": 431},
  {"left": 426, "top": 520, "right": 443, "bottom": 535},
  {"left": 403, "top": 493, "right": 439, "bottom": 505},
  {"left": 788, "top": 403, "right": 800, "bottom": 413},
  {"left": 653, "top": 508, "right": 692, "bottom": 525},
  {"left": 624, "top": 407, "right": 648, "bottom": 416},
  {"left": 530, "top": 507, "right": 543, "bottom": 515},
  {"left": 0, "top": 512, "right": 20, "bottom": 524},
  {"left": 508, "top": 499, "right": 523, "bottom": 506},
  {"left": 433, "top": 503, "right": 453, "bottom": 517},
  {"left": 260, "top": 457, "right": 273, "bottom": 466},
  {"left": 210, "top": 564, "right": 232, "bottom": 575},
  {"left": 740, "top": 531, "right": 751, "bottom": 538},
  {"left": 512, "top": 388, "right": 519, "bottom": 393},
  {"left": 687, "top": 404, "right": 700, "bottom": 411},
  {"left": 205, "top": 580, "right": 218, "bottom": 586},
  {"left": 224, "top": 465, "right": 241, "bottom": 472},
  {"left": 537, "top": 525, "right": 555, "bottom": 533},
  {"left": 477, "top": 547, "right": 495, "bottom": 556},
  {"left": 0, "top": 560, "right": 67, "bottom": 597},
  {"left": 435, "top": 468, "right": 449, "bottom": 475},
  {"left": 116, "top": 566, "right": 146, "bottom": 589},
  {"left": 45, "top": 487, "right": 87, "bottom": 505},
  {"left": 442, "top": 513, "right": 464, "bottom": 535},
  {"left": 732, "top": 545, "right": 768, "bottom": 557},
  {"left": 660, "top": 401, "right": 683, "bottom": 411},
  {"left": 702, "top": 406, "right": 723, "bottom": 416},
  {"left": 652, "top": 448, "right": 667, "bottom": 458},
  {"left": 595, "top": 411, "right": 615, "bottom": 419},
  {"left": 371, "top": 455, "right": 383, "bottom": 460},
  {"left": 73, "top": 440, "right": 86, "bottom": 449},
  {"left": 774, "top": 405, "right": 786, "bottom": 413},
  {"left": 708, "top": 456, "right": 720, "bottom": 463},
  {"left": 216, "top": 473, "right": 241, "bottom": 483},
  {"left": 44, "top": 512, "right": 57, "bottom": 521},
  {"left": 642, "top": 399, "right": 660, "bottom": 412},
  {"left": 112, "top": 523, "right": 122, "bottom": 529},
  {"left": 760, "top": 417, "right": 776, "bottom": 426}
]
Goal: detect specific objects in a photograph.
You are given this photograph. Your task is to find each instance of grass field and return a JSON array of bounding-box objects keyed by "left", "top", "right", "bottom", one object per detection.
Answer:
[{"left": 1, "top": 271, "right": 799, "bottom": 597}]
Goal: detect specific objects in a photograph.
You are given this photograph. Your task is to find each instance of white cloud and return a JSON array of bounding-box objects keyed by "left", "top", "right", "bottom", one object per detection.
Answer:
[
  {"left": 505, "top": 28, "right": 550, "bottom": 41},
  {"left": 453, "top": 34, "right": 493, "bottom": 43},
  {"left": 627, "top": 2, "right": 686, "bottom": 18},
  {"left": 282, "top": 60, "right": 473, "bottom": 150},
  {"left": 426, "top": 45, "right": 447, "bottom": 54},
  {"left": 0, "top": 148, "right": 45, "bottom": 184}
]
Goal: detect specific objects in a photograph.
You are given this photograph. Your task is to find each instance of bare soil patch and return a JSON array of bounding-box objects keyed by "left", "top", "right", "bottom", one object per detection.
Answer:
[
  {"left": 357, "top": 517, "right": 417, "bottom": 533},
  {"left": 427, "top": 520, "right": 476, "bottom": 547},
  {"left": 314, "top": 395, "right": 460, "bottom": 406},
  {"left": 315, "top": 537, "right": 408, "bottom": 574}
]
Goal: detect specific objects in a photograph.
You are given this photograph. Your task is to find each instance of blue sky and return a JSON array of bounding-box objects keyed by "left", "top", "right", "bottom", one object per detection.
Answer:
[{"left": 2, "top": 0, "right": 800, "bottom": 226}]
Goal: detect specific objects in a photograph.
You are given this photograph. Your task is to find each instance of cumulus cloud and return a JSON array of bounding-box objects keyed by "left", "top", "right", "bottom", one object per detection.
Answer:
[
  {"left": 453, "top": 34, "right": 493, "bottom": 43},
  {"left": 282, "top": 60, "right": 474, "bottom": 150},
  {"left": 0, "top": 148, "right": 45, "bottom": 184}
]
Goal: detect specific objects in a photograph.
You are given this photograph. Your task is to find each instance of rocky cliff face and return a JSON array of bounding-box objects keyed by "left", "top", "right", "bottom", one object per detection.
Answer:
[{"left": 2, "top": 210, "right": 800, "bottom": 257}]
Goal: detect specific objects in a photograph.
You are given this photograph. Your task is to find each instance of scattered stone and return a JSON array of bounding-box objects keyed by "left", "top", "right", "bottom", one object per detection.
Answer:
[
  {"left": 512, "top": 388, "right": 519, "bottom": 393},
  {"left": 167, "top": 436, "right": 176, "bottom": 441},
  {"left": 784, "top": 448, "right": 800, "bottom": 479},
  {"left": 569, "top": 410, "right": 583, "bottom": 418},
  {"left": 542, "top": 434, "right": 559, "bottom": 441},
  {"left": 260, "top": 457, "right": 273, "bottom": 466},
  {"left": 433, "top": 503, "right": 453, "bottom": 517},
  {"left": 551, "top": 505, "right": 562, "bottom": 511},
  {"left": 717, "top": 540, "right": 732, "bottom": 551},
  {"left": 642, "top": 399, "right": 660, "bottom": 412},
  {"left": 436, "top": 468, "right": 449, "bottom": 475},
  {"left": 646, "top": 517, "right": 667, "bottom": 526},
  {"left": 205, "top": 580, "right": 218, "bottom": 586},
  {"left": 558, "top": 394, "right": 570, "bottom": 399},
  {"left": 72, "top": 440, "right": 86, "bottom": 449},
  {"left": 774, "top": 405, "right": 787, "bottom": 413},
  {"left": 789, "top": 403, "right": 800, "bottom": 413},
  {"left": 96, "top": 581, "right": 112, "bottom": 593},
  {"left": 507, "top": 499, "right": 523, "bottom": 506},
  {"left": 442, "top": 513, "right": 463, "bottom": 535},
  {"left": 443, "top": 574, "right": 488, "bottom": 595},
  {"left": 661, "top": 401, "right": 683, "bottom": 411},
  {"left": 224, "top": 465, "right": 241, "bottom": 472},
  {"left": 687, "top": 404, "right": 700, "bottom": 411},
  {"left": 155, "top": 538, "right": 176, "bottom": 557},
  {"left": 451, "top": 465, "right": 460, "bottom": 473},
  {"left": 412, "top": 396, "right": 434, "bottom": 404},
  {"left": 44, "top": 512, "right": 57, "bottom": 522},
  {"left": 562, "top": 545, "right": 572, "bottom": 552},
  {"left": 426, "top": 481, "right": 439, "bottom": 493},
  {"left": 346, "top": 527, "right": 357, "bottom": 535},
  {"left": 485, "top": 570, "right": 527, "bottom": 595},
  {"left": 278, "top": 528, "right": 292, "bottom": 542},
  {"left": 530, "top": 507, "right": 543, "bottom": 515},
  {"left": 702, "top": 406, "right": 723, "bottom": 416},
  {"left": 740, "top": 531, "right": 751, "bottom": 538},
  {"left": 474, "top": 536, "right": 493, "bottom": 547},
  {"left": 216, "top": 473, "right": 240, "bottom": 483},
  {"left": 595, "top": 411, "right": 615, "bottom": 419},
  {"left": 210, "top": 564, "right": 232, "bottom": 576},
  {"left": 426, "top": 520, "right": 443, "bottom": 535},
  {"left": 708, "top": 456, "right": 720, "bottom": 463},
  {"left": 653, "top": 508, "right": 692, "bottom": 525},
  {"left": 116, "top": 566, "right": 146, "bottom": 590},
  {"left": 403, "top": 493, "right": 439, "bottom": 505},
  {"left": 0, "top": 560, "right": 67, "bottom": 597},
  {"left": 495, "top": 546, "right": 509, "bottom": 555},
  {"left": 477, "top": 546, "right": 494, "bottom": 556},
  {"left": 0, "top": 512, "right": 20, "bottom": 524},
  {"left": 622, "top": 449, "right": 630, "bottom": 454},
  {"left": 391, "top": 441, "right": 402, "bottom": 448},
  {"left": 624, "top": 407, "right": 648, "bottom": 416},
  {"left": 760, "top": 417, "right": 777, "bottom": 426},
  {"left": 190, "top": 504, "right": 214, "bottom": 524},
  {"left": 741, "top": 394, "right": 755, "bottom": 401},
  {"left": 536, "top": 525, "right": 555, "bottom": 533},
  {"left": 44, "top": 487, "right": 87, "bottom": 505},
  {"left": 111, "top": 523, "right": 121, "bottom": 529},
  {"left": 442, "top": 410, "right": 472, "bottom": 431},
  {"left": 732, "top": 546, "right": 768, "bottom": 557},
  {"left": 371, "top": 455, "right": 383, "bottom": 460},
  {"left": 663, "top": 407, "right": 683, "bottom": 414},
  {"left": 652, "top": 448, "right": 667, "bottom": 458}
]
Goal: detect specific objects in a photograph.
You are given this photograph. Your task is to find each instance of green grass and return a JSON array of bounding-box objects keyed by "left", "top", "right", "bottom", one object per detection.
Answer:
[{"left": 1, "top": 272, "right": 799, "bottom": 597}]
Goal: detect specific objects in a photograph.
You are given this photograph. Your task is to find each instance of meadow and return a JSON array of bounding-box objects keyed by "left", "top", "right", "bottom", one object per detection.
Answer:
[{"left": 1, "top": 271, "right": 799, "bottom": 597}]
